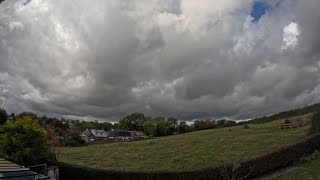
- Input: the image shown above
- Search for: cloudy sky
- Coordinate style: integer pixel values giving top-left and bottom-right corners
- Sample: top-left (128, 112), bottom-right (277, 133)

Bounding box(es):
top-left (0, 0), bottom-right (319, 121)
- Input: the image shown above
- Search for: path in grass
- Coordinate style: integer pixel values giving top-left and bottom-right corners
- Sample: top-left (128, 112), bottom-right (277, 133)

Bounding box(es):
top-left (273, 156), bottom-right (320, 180)
top-left (58, 114), bottom-right (312, 171)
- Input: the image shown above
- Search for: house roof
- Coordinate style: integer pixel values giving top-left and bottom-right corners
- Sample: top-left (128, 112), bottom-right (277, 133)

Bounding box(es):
top-left (110, 129), bottom-right (129, 133)
top-left (0, 158), bottom-right (29, 172)
top-left (89, 129), bottom-right (108, 138)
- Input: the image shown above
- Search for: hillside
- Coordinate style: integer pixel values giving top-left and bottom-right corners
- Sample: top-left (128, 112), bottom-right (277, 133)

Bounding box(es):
top-left (250, 103), bottom-right (320, 124)
top-left (57, 113), bottom-right (312, 171)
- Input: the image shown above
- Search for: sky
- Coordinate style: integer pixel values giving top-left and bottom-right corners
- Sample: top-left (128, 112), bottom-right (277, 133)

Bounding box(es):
top-left (0, 0), bottom-right (320, 121)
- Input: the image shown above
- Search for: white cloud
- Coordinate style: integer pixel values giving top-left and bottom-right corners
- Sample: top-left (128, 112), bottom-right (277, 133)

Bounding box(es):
top-left (281, 22), bottom-right (300, 50)
top-left (0, 0), bottom-right (319, 121)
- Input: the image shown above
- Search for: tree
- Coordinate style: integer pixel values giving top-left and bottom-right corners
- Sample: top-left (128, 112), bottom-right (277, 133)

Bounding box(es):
top-left (153, 117), bottom-right (168, 136)
top-left (178, 121), bottom-right (189, 133)
top-left (0, 108), bottom-right (8, 125)
top-left (64, 133), bottom-right (85, 147)
top-left (46, 125), bottom-right (60, 147)
top-left (119, 113), bottom-right (145, 131)
top-left (0, 116), bottom-right (56, 166)
top-left (166, 118), bottom-right (178, 135)
top-left (143, 117), bottom-right (156, 136)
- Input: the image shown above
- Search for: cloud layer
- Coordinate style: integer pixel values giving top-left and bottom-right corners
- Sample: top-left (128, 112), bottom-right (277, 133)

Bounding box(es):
top-left (0, 0), bottom-right (320, 121)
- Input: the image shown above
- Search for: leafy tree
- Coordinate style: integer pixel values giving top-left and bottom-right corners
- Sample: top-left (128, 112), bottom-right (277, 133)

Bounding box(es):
top-left (178, 121), bottom-right (190, 133)
top-left (0, 116), bottom-right (56, 166)
top-left (64, 133), bottom-right (85, 147)
top-left (47, 125), bottom-right (60, 147)
top-left (143, 117), bottom-right (156, 136)
top-left (153, 117), bottom-right (168, 136)
top-left (0, 108), bottom-right (8, 125)
top-left (17, 112), bottom-right (38, 120)
top-left (166, 118), bottom-right (178, 135)
top-left (119, 113), bottom-right (145, 131)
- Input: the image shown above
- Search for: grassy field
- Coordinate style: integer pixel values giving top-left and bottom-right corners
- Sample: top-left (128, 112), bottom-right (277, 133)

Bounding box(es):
top-left (57, 114), bottom-right (312, 171)
top-left (273, 156), bottom-right (320, 180)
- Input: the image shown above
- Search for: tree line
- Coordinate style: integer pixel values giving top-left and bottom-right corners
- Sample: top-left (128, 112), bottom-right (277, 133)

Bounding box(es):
top-left (250, 103), bottom-right (320, 124)
top-left (0, 109), bottom-right (242, 149)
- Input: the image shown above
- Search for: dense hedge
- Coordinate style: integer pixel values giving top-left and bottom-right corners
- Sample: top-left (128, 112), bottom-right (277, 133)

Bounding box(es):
top-left (59, 134), bottom-right (320, 180)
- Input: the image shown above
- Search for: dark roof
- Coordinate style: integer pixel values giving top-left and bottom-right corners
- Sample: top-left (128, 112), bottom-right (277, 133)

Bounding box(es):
top-left (110, 129), bottom-right (129, 132)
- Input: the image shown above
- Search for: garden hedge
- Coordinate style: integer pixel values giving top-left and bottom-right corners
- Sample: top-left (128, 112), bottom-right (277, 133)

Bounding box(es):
top-left (58, 134), bottom-right (320, 180)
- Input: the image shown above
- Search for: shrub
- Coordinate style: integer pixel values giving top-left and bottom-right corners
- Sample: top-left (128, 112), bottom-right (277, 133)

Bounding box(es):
top-left (0, 108), bottom-right (8, 125)
top-left (64, 133), bottom-right (85, 147)
top-left (0, 116), bottom-right (56, 166)
top-left (243, 124), bottom-right (250, 129)
top-left (284, 119), bottom-right (292, 124)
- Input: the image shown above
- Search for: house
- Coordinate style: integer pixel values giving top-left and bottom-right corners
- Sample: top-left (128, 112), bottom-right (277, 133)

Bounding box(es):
top-left (81, 129), bottom-right (108, 142)
top-left (107, 129), bottom-right (132, 141)
top-left (0, 158), bottom-right (55, 180)
top-left (130, 131), bottom-right (147, 140)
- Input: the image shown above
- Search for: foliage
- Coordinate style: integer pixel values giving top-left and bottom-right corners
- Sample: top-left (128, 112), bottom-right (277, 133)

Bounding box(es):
top-left (178, 121), bottom-right (190, 133)
top-left (153, 117), bottom-right (168, 136)
top-left (194, 119), bottom-right (216, 130)
top-left (64, 133), bottom-right (85, 147)
top-left (220, 161), bottom-right (255, 180)
top-left (243, 124), bottom-right (250, 129)
top-left (0, 108), bottom-right (8, 125)
top-left (0, 116), bottom-right (56, 166)
top-left (47, 125), bottom-right (60, 147)
top-left (284, 119), bottom-right (292, 124)
top-left (251, 103), bottom-right (320, 124)
top-left (119, 113), bottom-right (146, 131)
top-left (166, 118), bottom-right (178, 135)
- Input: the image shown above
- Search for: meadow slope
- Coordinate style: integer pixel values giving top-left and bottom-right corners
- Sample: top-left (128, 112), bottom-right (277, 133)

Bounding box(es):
top-left (58, 114), bottom-right (312, 171)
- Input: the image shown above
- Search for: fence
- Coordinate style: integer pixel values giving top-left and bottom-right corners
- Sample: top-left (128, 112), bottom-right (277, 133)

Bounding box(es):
top-left (279, 121), bottom-right (304, 130)
top-left (28, 164), bottom-right (59, 180)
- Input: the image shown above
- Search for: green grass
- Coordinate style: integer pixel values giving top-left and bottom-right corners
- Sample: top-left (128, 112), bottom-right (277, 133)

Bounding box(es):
top-left (57, 114), bottom-right (312, 171)
top-left (273, 157), bottom-right (320, 180)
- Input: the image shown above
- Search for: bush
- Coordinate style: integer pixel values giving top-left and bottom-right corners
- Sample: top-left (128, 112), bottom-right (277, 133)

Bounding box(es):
top-left (0, 116), bottom-right (56, 166)
top-left (284, 119), bottom-right (292, 124)
top-left (243, 124), bottom-right (250, 129)
top-left (64, 133), bottom-right (85, 147)
top-left (0, 108), bottom-right (8, 125)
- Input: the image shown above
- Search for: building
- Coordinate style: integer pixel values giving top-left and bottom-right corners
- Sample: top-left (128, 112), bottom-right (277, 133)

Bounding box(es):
top-left (107, 129), bottom-right (132, 141)
top-left (130, 131), bottom-right (147, 140)
top-left (81, 129), bottom-right (108, 142)
top-left (0, 158), bottom-right (54, 180)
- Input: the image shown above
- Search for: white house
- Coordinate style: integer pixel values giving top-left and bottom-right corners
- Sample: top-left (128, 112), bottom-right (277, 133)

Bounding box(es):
top-left (81, 129), bottom-right (108, 142)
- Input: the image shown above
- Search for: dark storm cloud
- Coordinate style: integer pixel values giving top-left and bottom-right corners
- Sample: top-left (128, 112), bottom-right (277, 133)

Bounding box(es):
top-left (0, 0), bottom-right (319, 121)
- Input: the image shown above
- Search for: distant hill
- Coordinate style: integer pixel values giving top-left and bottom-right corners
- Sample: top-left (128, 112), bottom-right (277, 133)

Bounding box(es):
top-left (250, 103), bottom-right (320, 124)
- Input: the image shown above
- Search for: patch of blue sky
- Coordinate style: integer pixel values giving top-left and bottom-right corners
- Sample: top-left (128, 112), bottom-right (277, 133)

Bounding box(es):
top-left (250, 1), bottom-right (271, 22)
